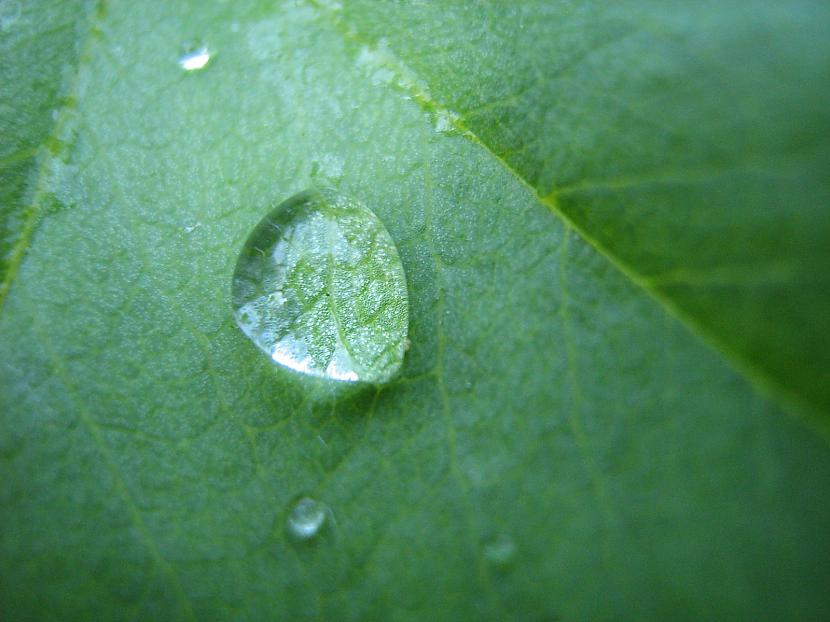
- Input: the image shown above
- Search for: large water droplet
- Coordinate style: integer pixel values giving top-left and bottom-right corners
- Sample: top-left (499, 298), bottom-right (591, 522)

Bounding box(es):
top-left (287, 497), bottom-right (327, 540)
top-left (178, 44), bottom-right (212, 71)
top-left (232, 188), bottom-right (409, 383)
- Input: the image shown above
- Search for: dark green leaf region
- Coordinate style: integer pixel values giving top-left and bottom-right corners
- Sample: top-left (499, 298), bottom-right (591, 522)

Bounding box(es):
top-left (232, 189), bottom-right (409, 383)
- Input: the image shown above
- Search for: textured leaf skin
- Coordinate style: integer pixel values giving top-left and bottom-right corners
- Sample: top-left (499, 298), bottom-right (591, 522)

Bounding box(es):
top-left (336, 0), bottom-right (830, 417)
top-left (1, 2), bottom-right (829, 621)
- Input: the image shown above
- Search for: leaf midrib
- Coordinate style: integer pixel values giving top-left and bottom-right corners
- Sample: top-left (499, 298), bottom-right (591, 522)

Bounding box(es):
top-left (305, 0), bottom-right (828, 433)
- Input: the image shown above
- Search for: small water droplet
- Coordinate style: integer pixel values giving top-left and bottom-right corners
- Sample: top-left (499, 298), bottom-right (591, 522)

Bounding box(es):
top-left (178, 44), bottom-right (212, 71)
top-left (483, 534), bottom-right (516, 566)
top-left (184, 222), bottom-right (201, 233)
top-left (231, 188), bottom-right (409, 383)
top-left (287, 497), bottom-right (327, 540)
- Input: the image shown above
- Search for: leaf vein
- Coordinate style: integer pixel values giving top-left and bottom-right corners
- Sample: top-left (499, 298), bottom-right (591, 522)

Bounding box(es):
top-left (0, 0), bottom-right (108, 309)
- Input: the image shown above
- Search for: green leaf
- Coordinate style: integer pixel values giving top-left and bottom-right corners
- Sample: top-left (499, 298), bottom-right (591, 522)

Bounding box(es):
top-left (1, 2), bottom-right (829, 621)
top-left (332, 0), bottom-right (830, 416)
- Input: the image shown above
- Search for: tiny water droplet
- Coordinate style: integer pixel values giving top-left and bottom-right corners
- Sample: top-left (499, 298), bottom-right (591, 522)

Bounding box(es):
top-left (178, 44), bottom-right (212, 71)
top-left (311, 154), bottom-right (345, 182)
top-left (484, 534), bottom-right (516, 566)
top-left (287, 497), bottom-right (327, 540)
top-left (433, 109), bottom-right (461, 134)
top-left (232, 188), bottom-right (409, 383)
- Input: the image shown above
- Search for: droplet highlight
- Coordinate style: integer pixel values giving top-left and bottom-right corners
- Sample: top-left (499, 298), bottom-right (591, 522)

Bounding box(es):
top-left (287, 497), bottom-right (327, 540)
top-left (178, 45), bottom-right (212, 71)
top-left (232, 188), bottom-right (409, 383)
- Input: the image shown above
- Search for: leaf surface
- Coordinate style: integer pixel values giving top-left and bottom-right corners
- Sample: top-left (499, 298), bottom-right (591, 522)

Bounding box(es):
top-left (1, 2), bottom-right (830, 621)
top-left (329, 0), bottom-right (830, 416)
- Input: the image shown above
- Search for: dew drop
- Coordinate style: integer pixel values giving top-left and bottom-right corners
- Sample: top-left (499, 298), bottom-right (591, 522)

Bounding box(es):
top-left (311, 154), bottom-right (345, 182)
top-left (287, 497), bottom-right (327, 540)
top-left (178, 44), bottom-right (212, 71)
top-left (232, 188), bottom-right (409, 383)
top-left (483, 534), bottom-right (516, 566)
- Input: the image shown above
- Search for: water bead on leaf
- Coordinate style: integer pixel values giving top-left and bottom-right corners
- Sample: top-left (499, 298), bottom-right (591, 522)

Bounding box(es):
top-left (231, 188), bottom-right (409, 383)
top-left (286, 497), bottom-right (327, 540)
